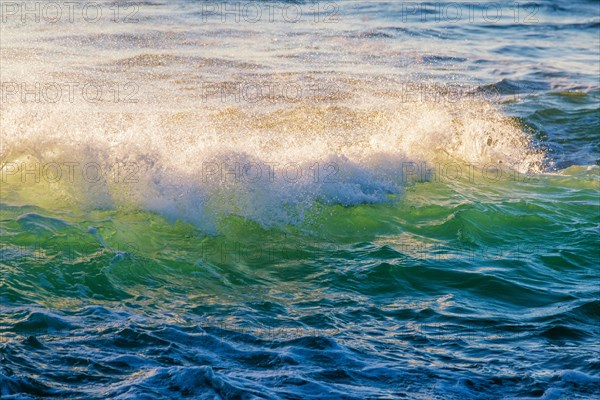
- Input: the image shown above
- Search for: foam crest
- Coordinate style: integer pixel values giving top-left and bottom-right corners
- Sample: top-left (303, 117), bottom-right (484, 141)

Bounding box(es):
top-left (1, 93), bottom-right (545, 231)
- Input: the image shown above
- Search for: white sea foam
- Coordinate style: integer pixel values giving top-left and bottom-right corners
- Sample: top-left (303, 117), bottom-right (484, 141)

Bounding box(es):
top-left (0, 92), bottom-right (545, 231)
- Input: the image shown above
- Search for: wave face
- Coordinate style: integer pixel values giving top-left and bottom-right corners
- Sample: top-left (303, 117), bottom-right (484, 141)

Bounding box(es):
top-left (1, 1), bottom-right (599, 399)
top-left (0, 95), bottom-right (547, 231)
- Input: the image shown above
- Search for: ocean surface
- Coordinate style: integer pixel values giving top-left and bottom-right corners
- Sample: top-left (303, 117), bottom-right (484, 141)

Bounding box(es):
top-left (1, 0), bottom-right (599, 398)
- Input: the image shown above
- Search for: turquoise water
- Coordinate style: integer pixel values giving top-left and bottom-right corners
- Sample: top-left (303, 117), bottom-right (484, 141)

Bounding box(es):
top-left (1, 1), bottom-right (599, 399)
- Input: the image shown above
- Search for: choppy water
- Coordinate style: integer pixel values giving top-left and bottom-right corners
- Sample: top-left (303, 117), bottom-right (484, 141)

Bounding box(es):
top-left (1, 1), bottom-right (599, 399)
